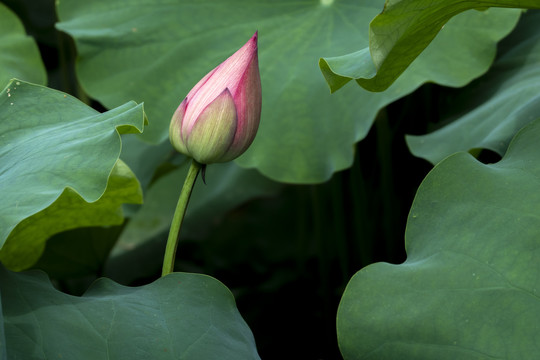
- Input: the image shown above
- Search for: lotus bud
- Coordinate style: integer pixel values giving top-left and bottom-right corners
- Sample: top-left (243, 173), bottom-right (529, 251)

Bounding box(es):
top-left (169, 32), bottom-right (262, 164)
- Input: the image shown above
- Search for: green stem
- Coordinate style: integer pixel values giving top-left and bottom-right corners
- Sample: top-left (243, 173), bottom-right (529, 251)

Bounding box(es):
top-left (161, 159), bottom-right (202, 276)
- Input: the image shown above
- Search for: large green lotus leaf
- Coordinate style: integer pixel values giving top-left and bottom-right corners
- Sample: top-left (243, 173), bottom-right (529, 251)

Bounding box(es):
top-left (320, 0), bottom-right (540, 93)
top-left (0, 80), bottom-right (146, 269)
top-left (0, 4), bottom-right (46, 87)
top-left (338, 119), bottom-right (540, 359)
top-left (407, 10), bottom-right (540, 165)
top-left (0, 266), bottom-right (260, 360)
top-left (56, 1), bottom-right (519, 183)
top-left (112, 161), bottom-right (281, 257)
top-left (1, 160), bottom-right (142, 271)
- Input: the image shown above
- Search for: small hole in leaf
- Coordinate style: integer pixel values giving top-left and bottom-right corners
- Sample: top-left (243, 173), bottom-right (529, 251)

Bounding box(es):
top-left (469, 148), bottom-right (502, 164)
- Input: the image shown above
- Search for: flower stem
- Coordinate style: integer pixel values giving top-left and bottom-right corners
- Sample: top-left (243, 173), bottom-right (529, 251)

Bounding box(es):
top-left (161, 159), bottom-right (202, 276)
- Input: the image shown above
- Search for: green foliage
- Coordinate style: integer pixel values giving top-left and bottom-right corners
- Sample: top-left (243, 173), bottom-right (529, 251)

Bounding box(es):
top-left (114, 161), bottom-right (281, 258)
top-left (0, 266), bottom-right (260, 359)
top-left (320, 0), bottom-right (540, 92)
top-left (1, 1), bottom-right (540, 359)
top-left (0, 80), bottom-right (145, 270)
top-left (0, 4), bottom-right (46, 87)
top-left (1, 160), bottom-right (142, 271)
top-left (407, 11), bottom-right (540, 164)
top-left (338, 117), bottom-right (540, 360)
top-left (55, 0), bottom-right (519, 183)
top-left (34, 226), bottom-right (124, 280)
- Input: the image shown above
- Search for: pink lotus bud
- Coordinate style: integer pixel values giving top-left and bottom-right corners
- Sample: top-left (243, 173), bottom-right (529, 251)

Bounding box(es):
top-left (169, 32), bottom-right (262, 164)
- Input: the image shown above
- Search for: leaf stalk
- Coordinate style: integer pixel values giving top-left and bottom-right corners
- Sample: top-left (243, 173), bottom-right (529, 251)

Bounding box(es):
top-left (161, 159), bottom-right (202, 276)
